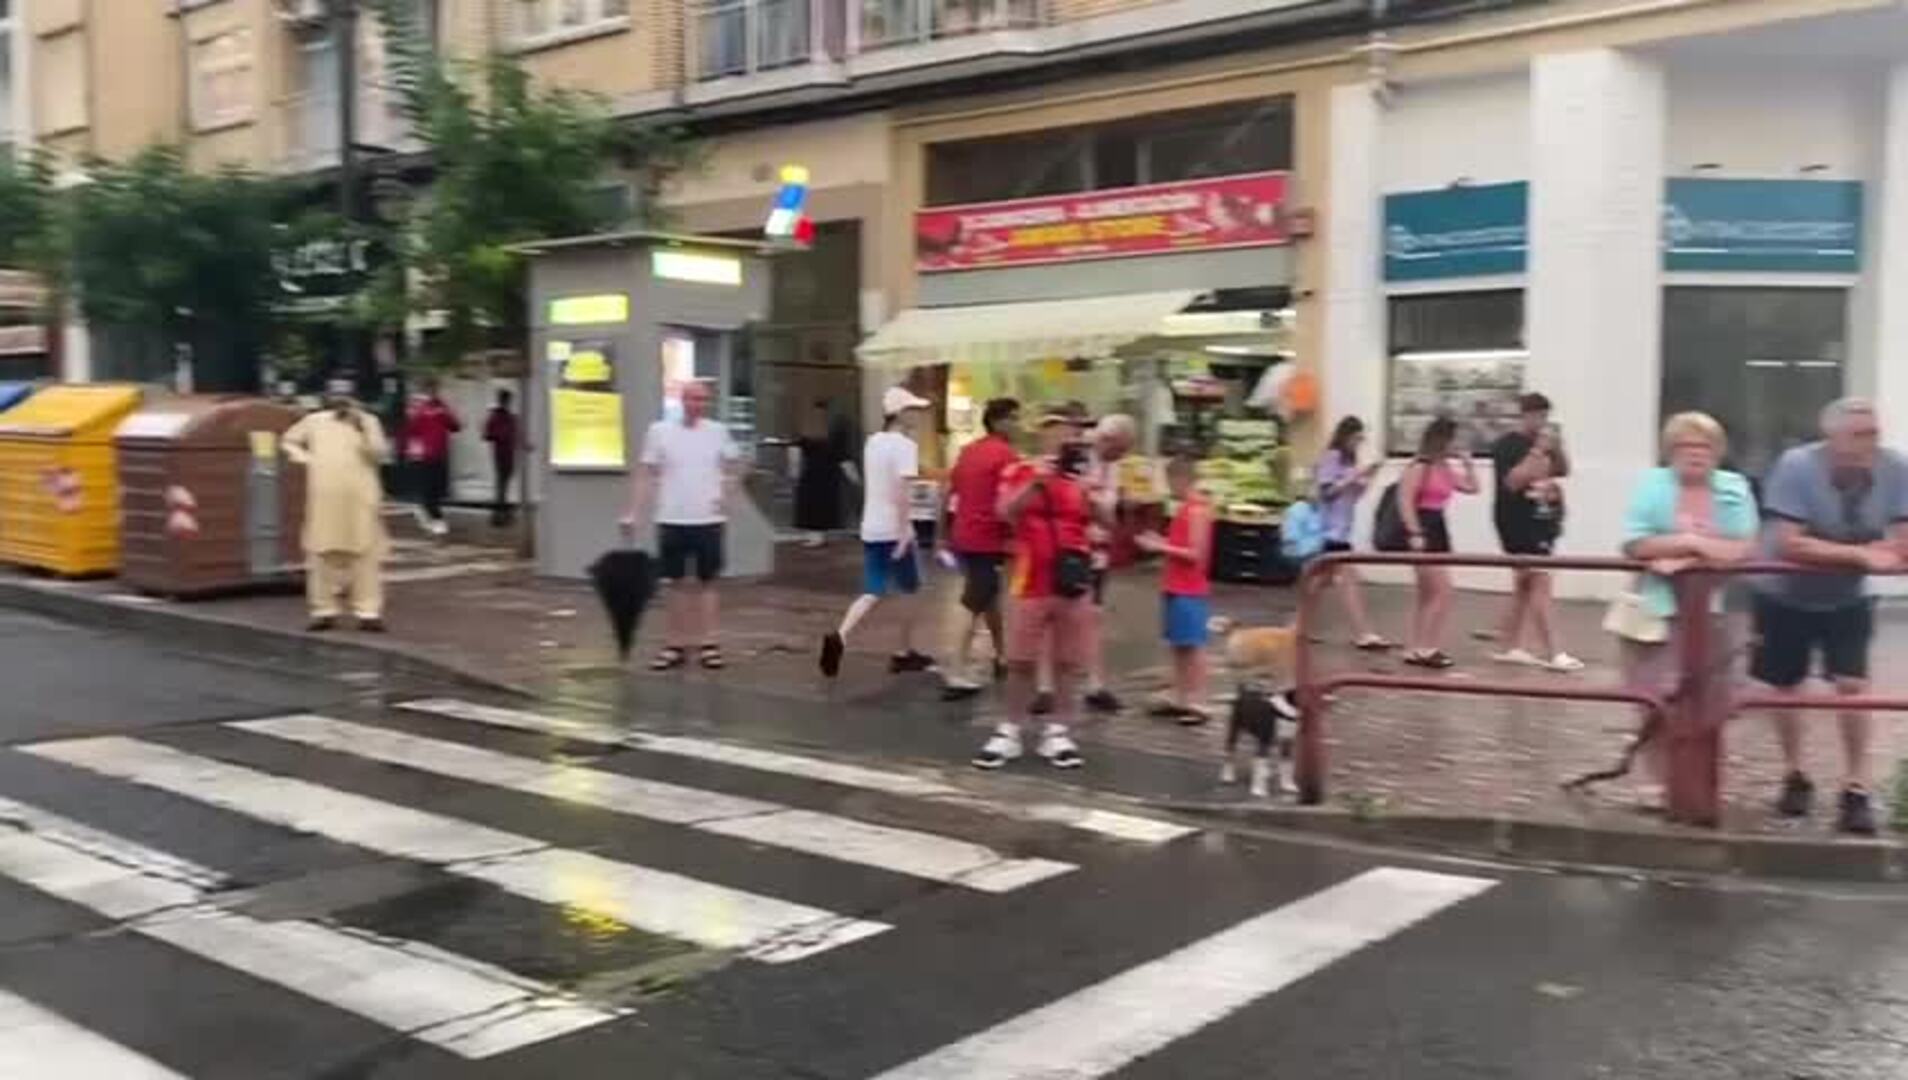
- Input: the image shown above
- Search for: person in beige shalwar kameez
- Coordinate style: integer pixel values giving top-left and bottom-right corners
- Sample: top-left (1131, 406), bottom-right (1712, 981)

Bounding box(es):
top-left (284, 387), bottom-right (391, 631)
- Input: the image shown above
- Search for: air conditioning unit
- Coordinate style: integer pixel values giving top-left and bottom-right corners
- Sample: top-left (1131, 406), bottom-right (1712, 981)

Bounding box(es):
top-left (274, 0), bottom-right (329, 26)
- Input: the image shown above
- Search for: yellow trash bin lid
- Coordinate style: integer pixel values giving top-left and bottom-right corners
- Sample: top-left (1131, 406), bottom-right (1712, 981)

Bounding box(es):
top-left (0, 385), bottom-right (142, 440)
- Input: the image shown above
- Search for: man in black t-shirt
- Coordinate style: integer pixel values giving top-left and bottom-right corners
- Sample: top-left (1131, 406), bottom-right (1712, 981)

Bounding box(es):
top-left (1483, 392), bottom-right (1581, 671)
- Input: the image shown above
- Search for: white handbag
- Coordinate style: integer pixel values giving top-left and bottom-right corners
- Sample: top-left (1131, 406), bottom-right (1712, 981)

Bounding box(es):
top-left (1603, 584), bottom-right (1670, 644)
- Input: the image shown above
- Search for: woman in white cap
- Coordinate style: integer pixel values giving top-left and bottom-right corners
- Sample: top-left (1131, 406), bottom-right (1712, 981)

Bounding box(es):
top-left (820, 385), bottom-right (938, 678)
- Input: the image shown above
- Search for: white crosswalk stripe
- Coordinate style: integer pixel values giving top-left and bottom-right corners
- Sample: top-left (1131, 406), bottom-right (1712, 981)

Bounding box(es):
top-left (870, 867), bottom-right (1496, 1080)
top-left (0, 703), bottom-right (1509, 1075)
top-left (0, 988), bottom-right (192, 1079)
top-left (234, 715), bottom-right (1076, 893)
top-left (399, 697), bottom-right (1200, 845)
top-left (0, 796), bottom-right (618, 1059)
top-left (22, 736), bottom-right (892, 963)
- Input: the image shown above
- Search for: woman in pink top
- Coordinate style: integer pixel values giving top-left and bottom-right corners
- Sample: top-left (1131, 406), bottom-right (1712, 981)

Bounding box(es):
top-left (1398, 417), bottom-right (1479, 669)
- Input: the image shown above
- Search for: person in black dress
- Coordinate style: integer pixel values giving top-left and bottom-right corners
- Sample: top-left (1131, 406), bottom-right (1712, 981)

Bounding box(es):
top-left (794, 400), bottom-right (848, 546)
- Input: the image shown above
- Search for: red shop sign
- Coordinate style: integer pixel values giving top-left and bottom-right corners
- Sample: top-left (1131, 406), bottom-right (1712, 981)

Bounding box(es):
top-left (916, 172), bottom-right (1290, 273)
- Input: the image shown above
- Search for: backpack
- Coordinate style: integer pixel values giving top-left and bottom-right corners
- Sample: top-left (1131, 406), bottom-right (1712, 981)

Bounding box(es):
top-left (1372, 481), bottom-right (1408, 552)
top-left (1280, 500), bottom-right (1327, 563)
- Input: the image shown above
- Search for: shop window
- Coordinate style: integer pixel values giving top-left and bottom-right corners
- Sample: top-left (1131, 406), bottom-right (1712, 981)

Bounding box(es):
top-left (1386, 290), bottom-right (1525, 456)
top-left (924, 99), bottom-right (1291, 207)
top-left (1661, 287), bottom-right (1846, 479)
top-left (190, 27), bottom-right (254, 131)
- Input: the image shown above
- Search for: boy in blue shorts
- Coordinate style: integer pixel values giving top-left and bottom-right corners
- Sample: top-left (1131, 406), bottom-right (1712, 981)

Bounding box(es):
top-left (1139, 457), bottom-right (1215, 724)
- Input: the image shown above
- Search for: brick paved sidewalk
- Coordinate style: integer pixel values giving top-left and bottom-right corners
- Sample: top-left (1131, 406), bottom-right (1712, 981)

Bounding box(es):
top-left (17, 525), bottom-right (1908, 842)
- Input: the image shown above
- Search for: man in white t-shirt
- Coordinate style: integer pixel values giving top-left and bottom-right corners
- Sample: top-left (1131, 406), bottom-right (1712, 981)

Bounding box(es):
top-left (820, 386), bottom-right (935, 678)
top-left (623, 380), bottom-right (742, 672)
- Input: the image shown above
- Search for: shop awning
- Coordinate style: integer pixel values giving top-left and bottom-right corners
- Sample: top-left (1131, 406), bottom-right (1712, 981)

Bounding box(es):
top-left (857, 290), bottom-right (1201, 370)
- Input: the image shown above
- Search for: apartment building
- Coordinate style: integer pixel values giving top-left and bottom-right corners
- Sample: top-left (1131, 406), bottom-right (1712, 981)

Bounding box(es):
top-left (26, 0), bottom-right (1908, 573)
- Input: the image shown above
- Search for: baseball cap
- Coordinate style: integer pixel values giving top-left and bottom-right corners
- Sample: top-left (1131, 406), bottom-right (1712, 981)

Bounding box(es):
top-left (883, 386), bottom-right (931, 417)
top-left (1038, 400), bottom-right (1091, 427)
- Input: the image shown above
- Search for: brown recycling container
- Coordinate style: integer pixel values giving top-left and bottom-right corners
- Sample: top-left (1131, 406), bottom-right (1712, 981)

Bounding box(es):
top-left (116, 396), bottom-right (305, 597)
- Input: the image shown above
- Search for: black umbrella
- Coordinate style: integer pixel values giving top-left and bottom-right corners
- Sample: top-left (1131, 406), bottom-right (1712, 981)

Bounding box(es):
top-left (588, 549), bottom-right (655, 660)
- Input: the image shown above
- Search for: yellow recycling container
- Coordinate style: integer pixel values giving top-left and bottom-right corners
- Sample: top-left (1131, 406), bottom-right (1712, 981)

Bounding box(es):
top-left (0, 384), bottom-right (143, 575)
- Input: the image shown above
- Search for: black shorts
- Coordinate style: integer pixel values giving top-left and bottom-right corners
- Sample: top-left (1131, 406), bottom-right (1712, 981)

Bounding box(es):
top-left (657, 524), bottom-right (725, 583)
top-left (1417, 510), bottom-right (1453, 554)
top-left (1750, 593), bottom-right (1874, 688)
top-left (1494, 510), bottom-right (1555, 557)
top-left (960, 553), bottom-right (1004, 614)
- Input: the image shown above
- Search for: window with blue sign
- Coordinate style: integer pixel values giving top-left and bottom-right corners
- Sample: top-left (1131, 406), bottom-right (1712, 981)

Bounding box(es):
top-left (1661, 287), bottom-right (1845, 479)
top-left (1386, 290), bottom-right (1526, 456)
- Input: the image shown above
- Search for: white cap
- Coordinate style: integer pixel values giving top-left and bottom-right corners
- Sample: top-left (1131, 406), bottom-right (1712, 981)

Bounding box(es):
top-left (883, 386), bottom-right (931, 417)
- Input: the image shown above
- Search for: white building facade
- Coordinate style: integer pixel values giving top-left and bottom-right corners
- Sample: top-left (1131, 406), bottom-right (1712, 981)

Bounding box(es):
top-left (1324, 4), bottom-right (1908, 597)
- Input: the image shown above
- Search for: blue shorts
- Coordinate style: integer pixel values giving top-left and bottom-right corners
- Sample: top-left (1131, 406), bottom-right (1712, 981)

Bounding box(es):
top-left (1162, 594), bottom-right (1211, 649)
top-left (862, 541), bottom-right (922, 596)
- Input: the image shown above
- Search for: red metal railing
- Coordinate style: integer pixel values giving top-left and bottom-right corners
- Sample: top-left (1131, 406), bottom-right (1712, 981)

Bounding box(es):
top-left (1292, 553), bottom-right (1908, 827)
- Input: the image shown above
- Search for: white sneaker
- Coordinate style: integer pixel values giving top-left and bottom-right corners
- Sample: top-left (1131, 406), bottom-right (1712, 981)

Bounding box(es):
top-left (1491, 648), bottom-right (1542, 667)
top-left (1545, 652), bottom-right (1586, 673)
top-left (1036, 727), bottom-right (1084, 769)
top-left (971, 727), bottom-right (1023, 770)
top-left (429, 518), bottom-right (449, 538)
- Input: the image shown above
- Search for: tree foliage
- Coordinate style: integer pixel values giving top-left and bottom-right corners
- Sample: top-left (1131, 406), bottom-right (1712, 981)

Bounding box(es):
top-left (0, 150), bottom-right (63, 293)
top-left (64, 147), bottom-right (291, 388)
top-left (404, 58), bottom-right (696, 365)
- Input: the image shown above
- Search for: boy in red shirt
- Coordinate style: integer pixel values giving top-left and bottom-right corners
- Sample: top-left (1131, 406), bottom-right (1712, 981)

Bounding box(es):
top-left (1139, 457), bottom-right (1215, 724)
top-left (972, 404), bottom-right (1094, 771)
top-left (942, 397), bottom-right (1021, 698)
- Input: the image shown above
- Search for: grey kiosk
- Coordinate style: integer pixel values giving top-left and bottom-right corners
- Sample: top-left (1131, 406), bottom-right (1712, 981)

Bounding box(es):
top-left (521, 232), bottom-right (774, 580)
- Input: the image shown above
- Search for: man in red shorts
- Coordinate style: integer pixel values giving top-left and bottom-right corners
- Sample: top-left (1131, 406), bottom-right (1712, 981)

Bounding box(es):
top-left (972, 403), bottom-right (1094, 770)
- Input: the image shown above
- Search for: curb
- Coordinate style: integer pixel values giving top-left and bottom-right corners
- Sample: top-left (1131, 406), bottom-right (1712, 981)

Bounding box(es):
top-left (1148, 799), bottom-right (1908, 883)
top-left (0, 578), bottom-right (532, 701)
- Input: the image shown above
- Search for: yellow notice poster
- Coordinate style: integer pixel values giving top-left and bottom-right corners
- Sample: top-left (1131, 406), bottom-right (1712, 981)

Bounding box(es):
top-left (549, 339), bottom-right (627, 469)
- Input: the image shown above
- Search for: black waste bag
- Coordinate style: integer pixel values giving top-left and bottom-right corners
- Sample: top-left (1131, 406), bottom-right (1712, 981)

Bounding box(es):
top-left (588, 549), bottom-right (655, 659)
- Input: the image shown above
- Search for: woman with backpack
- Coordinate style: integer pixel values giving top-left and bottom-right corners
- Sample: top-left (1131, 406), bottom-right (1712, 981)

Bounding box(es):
top-left (1395, 417), bottom-right (1479, 669)
top-left (1308, 416), bottom-right (1390, 649)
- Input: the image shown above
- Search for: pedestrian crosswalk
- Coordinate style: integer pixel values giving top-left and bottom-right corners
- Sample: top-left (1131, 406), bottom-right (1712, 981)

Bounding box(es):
top-left (0, 695), bottom-right (1499, 1077)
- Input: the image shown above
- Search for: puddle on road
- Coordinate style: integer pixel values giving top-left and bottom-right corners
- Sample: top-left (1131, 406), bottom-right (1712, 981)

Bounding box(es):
top-left (332, 876), bottom-right (702, 994)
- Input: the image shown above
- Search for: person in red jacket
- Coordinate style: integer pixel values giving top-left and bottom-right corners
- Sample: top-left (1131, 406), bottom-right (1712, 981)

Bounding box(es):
top-left (404, 380), bottom-right (462, 538)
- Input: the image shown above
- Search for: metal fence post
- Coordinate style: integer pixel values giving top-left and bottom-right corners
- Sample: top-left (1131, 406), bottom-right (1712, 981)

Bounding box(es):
top-left (1293, 558), bottom-right (1328, 805)
top-left (1666, 571), bottom-right (1722, 826)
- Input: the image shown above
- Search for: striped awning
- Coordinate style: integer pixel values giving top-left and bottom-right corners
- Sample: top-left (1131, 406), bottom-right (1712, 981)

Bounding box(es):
top-left (857, 290), bottom-right (1200, 370)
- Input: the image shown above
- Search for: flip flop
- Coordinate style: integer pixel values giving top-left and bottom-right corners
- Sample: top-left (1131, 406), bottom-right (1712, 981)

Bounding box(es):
top-left (651, 646), bottom-right (687, 671)
top-left (698, 644), bottom-right (726, 670)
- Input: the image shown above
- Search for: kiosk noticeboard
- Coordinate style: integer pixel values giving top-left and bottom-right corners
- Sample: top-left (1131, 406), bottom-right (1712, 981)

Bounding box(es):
top-left (548, 339), bottom-right (625, 471)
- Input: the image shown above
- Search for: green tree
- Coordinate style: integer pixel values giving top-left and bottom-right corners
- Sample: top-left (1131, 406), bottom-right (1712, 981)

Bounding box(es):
top-left (64, 146), bottom-right (291, 390)
top-left (375, 4), bottom-right (695, 368)
top-left (0, 150), bottom-right (63, 289)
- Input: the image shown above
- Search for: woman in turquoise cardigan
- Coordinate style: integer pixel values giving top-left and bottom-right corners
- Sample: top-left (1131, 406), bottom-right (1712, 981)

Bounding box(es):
top-left (1616, 411), bottom-right (1760, 804)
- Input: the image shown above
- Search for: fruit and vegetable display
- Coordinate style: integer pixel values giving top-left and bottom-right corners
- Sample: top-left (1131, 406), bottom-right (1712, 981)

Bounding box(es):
top-left (1197, 419), bottom-right (1291, 519)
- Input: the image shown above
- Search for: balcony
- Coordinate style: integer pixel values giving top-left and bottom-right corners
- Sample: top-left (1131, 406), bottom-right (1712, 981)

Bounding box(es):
top-left (694, 0), bottom-right (836, 81)
top-left (277, 84), bottom-right (416, 175)
top-left (855, 0), bottom-right (1041, 51)
top-left (688, 0), bottom-right (1044, 84)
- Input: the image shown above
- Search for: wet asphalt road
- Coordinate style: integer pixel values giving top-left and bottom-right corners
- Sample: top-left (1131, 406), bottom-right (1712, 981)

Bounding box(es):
top-left (2, 610), bottom-right (1907, 1079)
